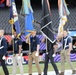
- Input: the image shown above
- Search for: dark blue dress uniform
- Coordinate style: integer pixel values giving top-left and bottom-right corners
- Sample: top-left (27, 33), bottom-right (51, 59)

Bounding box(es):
top-left (44, 40), bottom-right (59, 75)
top-left (0, 37), bottom-right (9, 75)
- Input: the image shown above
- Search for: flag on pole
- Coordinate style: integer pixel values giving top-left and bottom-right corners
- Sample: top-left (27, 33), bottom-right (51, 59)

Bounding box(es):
top-left (41, 0), bottom-right (55, 43)
top-left (21, 0), bottom-right (34, 37)
top-left (9, 0), bottom-right (21, 36)
top-left (58, 0), bottom-right (70, 35)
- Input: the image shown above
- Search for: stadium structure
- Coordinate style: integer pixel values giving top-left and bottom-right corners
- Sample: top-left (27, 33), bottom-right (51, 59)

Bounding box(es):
top-left (0, 0), bottom-right (76, 54)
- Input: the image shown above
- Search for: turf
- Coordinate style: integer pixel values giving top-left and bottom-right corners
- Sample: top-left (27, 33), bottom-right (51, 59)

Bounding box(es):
top-left (0, 62), bottom-right (76, 75)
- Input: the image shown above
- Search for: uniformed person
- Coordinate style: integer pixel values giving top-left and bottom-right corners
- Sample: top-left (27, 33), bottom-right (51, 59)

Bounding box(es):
top-left (28, 30), bottom-right (42, 75)
top-left (0, 29), bottom-right (9, 75)
top-left (12, 31), bottom-right (24, 75)
top-left (59, 30), bottom-right (76, 75)
top-left (42, 38), bottom-right (59, 75)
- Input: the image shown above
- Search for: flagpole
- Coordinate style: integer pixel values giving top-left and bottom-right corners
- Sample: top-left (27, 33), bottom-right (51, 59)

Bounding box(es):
top-left (11, 18), bottom-right (15, 56)
top-left (46, 38), bottom-right (48, 54)
top-left (28, 36), bottom-right (31, 55)
top-left (9, 18), bottom-right (14, 56)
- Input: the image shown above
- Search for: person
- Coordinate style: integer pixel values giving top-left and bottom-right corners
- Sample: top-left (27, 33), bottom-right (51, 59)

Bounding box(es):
top-left (12, 31), bottom-right (24, 75)
top-left (42, 38), bottom-right (59, 75)
top-left (73, 41), bottom-right (76, 48)
top-left (71, 41), bottom-right (76, 53)
top-left (59, 30), bottom-right (76, 75)
top-left (0, 29), bottom-right (9, 75)
top-left (28, 30), bottom-right (42, 75)
top-left (56, 35), bottom-right (63, 53)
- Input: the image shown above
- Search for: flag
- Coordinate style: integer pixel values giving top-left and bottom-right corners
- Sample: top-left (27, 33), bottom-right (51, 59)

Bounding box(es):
top-left (21, 0), bottom-right (34, 37)
top-left (9, 0), bottom-right (21, 36)
top-left (58, 0), bottom-right (70, 17)
top-left (0, 0), bottom-right (4, 4)
top-left (41, 0), bottom-right (55, 43)
top-left (58, 0), bottom-right (70, 35)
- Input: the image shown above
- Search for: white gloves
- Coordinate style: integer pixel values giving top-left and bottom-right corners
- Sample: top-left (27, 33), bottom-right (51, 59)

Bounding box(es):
top-left (35, 52), bottom-right (39, 56)
top-left (18, 56), bottom-right (21, 60)
top-left (52, 54), bottom-right (56, 57)
top-left (2, 55), bottom-right (6, 60)
top-left (12, 35), bottom-right (14, 38)
top-left (0, 46), bottom-right (4, 49)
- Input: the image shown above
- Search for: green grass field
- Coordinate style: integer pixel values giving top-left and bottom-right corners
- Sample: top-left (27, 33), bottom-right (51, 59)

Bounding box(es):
top-left (0, 62), bottom-right (76, 75)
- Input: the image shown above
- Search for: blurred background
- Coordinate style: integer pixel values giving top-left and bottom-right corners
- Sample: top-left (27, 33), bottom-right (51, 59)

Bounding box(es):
top-left (0, 0), bottom-right (76, 60)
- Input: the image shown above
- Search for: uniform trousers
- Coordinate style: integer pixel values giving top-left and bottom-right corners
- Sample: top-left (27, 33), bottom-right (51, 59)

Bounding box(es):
top-left (44, 51), bottom-right (59, 75)
top-left (0, 55), bottom-right (9, 75)
top-left (60, 49), bottom-right (75, 72)
top-left (12, 54), bottom-right (24, 75)
top-left (28, 51), bottom-right (42, 74)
